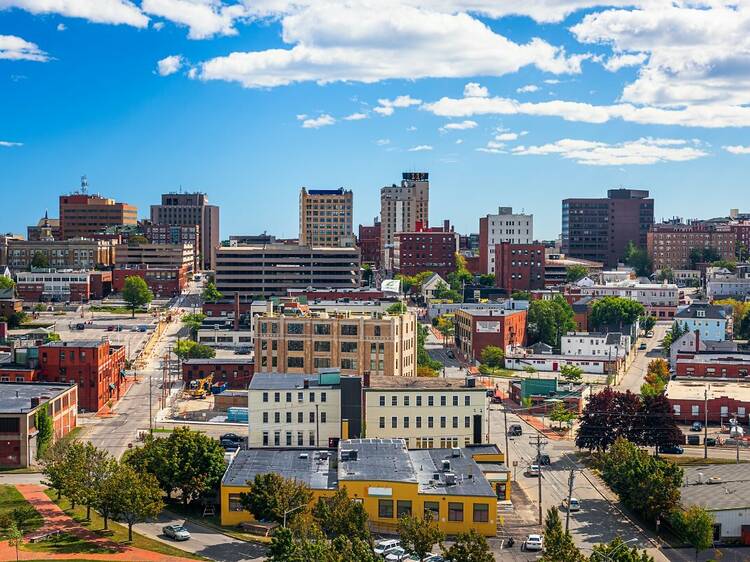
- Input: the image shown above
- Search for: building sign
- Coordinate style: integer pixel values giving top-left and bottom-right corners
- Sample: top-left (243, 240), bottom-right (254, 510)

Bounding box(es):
top-left (476, 321), bottom-right (501, 333)
top-left (368, 487), bottom-right (393, 497)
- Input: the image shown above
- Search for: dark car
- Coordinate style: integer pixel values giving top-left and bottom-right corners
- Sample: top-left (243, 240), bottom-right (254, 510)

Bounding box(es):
top-left (221, 433), bottom-right (243, 444)
top-left (539, 453), bottom-right (551, 465)
top-left (691, 421), bottom-right (703, 432)
top-left (705, 437), bottom-right (717, 447)
top-left (686, 435), bottom-right (700, 446)
top-left (658, 444), bottom-right (684, 455)
top-left (508, 424), bottom-right (523, 437)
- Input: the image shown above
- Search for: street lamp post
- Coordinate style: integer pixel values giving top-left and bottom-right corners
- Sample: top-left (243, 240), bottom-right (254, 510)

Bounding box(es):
top-left (283, 504), bottom-right (307, 528)
top-left (590, 538), bottom-right (638, 561)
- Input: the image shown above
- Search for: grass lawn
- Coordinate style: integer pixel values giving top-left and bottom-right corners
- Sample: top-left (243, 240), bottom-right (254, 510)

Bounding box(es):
top-left (43, 490), bottom-right (206, 560)
top-left (479, 367), bottom-right (517, 378)
top-left (671, 455), bottom-right (748, 466)
top-left (21, 532), bottom-right (116, 555)
top-left (0, 466), bottom-right (42, 474)
top-left (0, 485), bottom-right (44, 539)
top-left (89, 305), bottom-right (149, 314)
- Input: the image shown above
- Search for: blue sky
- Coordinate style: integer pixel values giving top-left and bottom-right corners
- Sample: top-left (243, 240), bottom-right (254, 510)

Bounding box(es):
top-left (2, 1), bottom-right (750, 241)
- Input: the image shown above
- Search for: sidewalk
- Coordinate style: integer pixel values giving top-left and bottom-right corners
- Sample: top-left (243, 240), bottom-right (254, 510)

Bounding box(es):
top-left (0, 484), bottom-right (196, 562)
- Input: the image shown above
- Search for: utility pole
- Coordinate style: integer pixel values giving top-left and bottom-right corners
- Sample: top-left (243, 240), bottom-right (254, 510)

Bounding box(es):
top-left (530, 433), bottom-right (548, 525)
top-left (503, 404), bottom-right (510, 470)
top-left (565, 468), bottom-right (575, 534)
top-left (704, 386), bottom-right (709, 460)
top-left (315, 404), bottom-right (320, 448)
top-left (148, 373), bottom-right (153, 435)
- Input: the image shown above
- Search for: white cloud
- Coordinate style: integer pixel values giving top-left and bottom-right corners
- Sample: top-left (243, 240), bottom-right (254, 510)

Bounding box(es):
top-left (0, 0), bottom-right (148, 27)
top-left (156, 54), bottom-right (183, 76)
top-left (495, 132), bottom-right (519, 141)
top-left (376, 138), bottom-right (391, 146)
top-left (0, 140), bottom-right (23, 147)
top-left (422, 92), bottom-right (750, 128)
top-left (723, 145), bottom-right (750, 155)
top-left (603, 52), bottom-right (647, 72)
top-left (195, 2), bottom-right (587, 88)
top-left (301, 114), bottom-right (335, 128)
top-left (544, 79), bottom-right (561, 84)
top-left (463, 82), bottom-right (488, 98)
top-left (0, 35), bottom-right (48, 62)
top-left (374, 95), bottom-right (422, 116)
top-left (152, 21), bottom-right (165, 30)
top-left (408, 144), bottom-right (433, 151)
top-left (440, 120), bottom-right (477, 131)
top-left (140, 0), bottom-right (245, 40)
top-left (295, 114), bottom-right (307, 120)
top-left (455, 139), bottom-right (463, 144)
top-left (56, 22), bottom-right (66, 31)
top-left (406, 126), bottom-right (417, 132)
top-left (511, 137), bottom-right (708, 166)
top-left (516, 84), bottom-right (539, 93)
top-left (344, 112), bottom-right (368, 121)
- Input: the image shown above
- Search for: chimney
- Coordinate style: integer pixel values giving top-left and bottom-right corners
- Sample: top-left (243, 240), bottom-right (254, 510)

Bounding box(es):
top-left (694, 329), bottom-right (700, 352)
top-left (363, 371), bottom-right (371, 388)
top-left (234, 292), bottom-right (240, 331)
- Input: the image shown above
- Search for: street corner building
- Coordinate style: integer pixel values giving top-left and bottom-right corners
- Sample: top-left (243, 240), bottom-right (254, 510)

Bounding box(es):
top-left (220, 438), bottom-right (509, 536)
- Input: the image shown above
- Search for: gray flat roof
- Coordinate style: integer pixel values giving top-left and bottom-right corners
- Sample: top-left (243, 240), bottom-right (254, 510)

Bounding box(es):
top-left (0, 382), bottom-right (73, 413)
top-left (339, 439), bottom-right (416, 485)
top-left (681, 465), bottom-right (750, 511)
top-left (248, 373), bottom-right (339, 390)
top-left (183, 358), bottom-right (254, 365)
top-left (366, 376), bottom-right (485, 391)
top-left (223, 448), bottom-right (337, 490)
top-left (410, 448), bottom-right (496, 498)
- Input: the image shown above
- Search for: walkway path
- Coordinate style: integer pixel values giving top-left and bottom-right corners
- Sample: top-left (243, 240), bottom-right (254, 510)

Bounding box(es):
top-left (0, 484), bottom-right (196, 562)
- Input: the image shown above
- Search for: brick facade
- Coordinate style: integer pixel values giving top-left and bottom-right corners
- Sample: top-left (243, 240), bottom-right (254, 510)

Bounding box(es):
top-left (454, 308), bottom-right (527, 362)
top-left (182, 359), bottom-right (255, 389)
top-left (494, 243), bottom-right (546, 294)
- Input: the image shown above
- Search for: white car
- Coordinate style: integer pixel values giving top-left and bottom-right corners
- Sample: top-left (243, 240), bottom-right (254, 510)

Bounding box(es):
top-left (374, 539), bottom-right (401, 556)
top-left (523, 534), bottom-right (544, 551)
top-left (525, 464), bottom-right (541, 477)
top-left (162, 524), bottom-right (191, 541)
top-left (385, 547), bottom-right (409, 561)
top-left (563, 498), bottom-right (581, 512)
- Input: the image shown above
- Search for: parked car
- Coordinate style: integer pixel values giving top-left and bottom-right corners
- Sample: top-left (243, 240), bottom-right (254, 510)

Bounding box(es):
top-left (539, 453), bottom-right (551, 466)
top-left (422, 556), bottom-right (445, 562)
top-left (562, 498), bottom-right (581, 512)
top-left (385, 547), bottom-right (409, 561)
top-left (107, 325), bottom-right (115, 332)
top-left (374, 539), bottom-right (401, 556)
top-left (706, 437), bottom-right (717, 447)
top-left (639, 342), bottom-right (647, 350)
top-left (162, 525), bottom-right (191, 541)
top-left (658, 444), bottom-right (684, 455)
top-left (525, 464), bottom-right (541, 477)
top-left (646, 331), bottom-right (654, 338)
top-left (691, 421), bottom-right (703, 432)
top-left (74, 323), bottom-right (85, 330)
top-left (522, 534), bottom-right (544, 551)
top-left (508, 424), bottom-right (523, 436)
top-left (686, 435), bottom-right (700, 446)
top-left (446, 350), bottom-right (455, 359)
top-left (221, 433), bottom-right (243, 444)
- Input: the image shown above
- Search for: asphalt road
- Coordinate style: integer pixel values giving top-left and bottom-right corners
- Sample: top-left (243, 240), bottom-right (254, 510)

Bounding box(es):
top-left (616, 321), bottom-right (671, 394)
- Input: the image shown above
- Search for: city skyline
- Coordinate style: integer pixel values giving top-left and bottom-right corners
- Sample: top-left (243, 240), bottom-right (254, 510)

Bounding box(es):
top-left (2, 1), bottom-right (750, 240)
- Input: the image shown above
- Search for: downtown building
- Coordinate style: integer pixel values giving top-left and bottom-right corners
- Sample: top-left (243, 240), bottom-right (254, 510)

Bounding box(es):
top-left (58, 179), bottom-right (137, 240)
top-left (562, 189), bottom-right (654, 269)
top-left (299, 187), bottom-right (354, 247)
top-left (358, 219), bottom-right (381, 268)
top-left (478, 207), bottom-right (534, 275)
top-left (493, 242), bottom-right (546, 294)
top-left (214, 244), bottom-right (360, 298)
top-left (380, 172), bottom-right (429, 270)
top-left (6, 238), bottom-right (116, 270)
top-left (393, 220), bottom-right (459, 278)
top-left (150, 192), bottom-right (220, 270)
top-left (647, 220), bottom-right (736, 270)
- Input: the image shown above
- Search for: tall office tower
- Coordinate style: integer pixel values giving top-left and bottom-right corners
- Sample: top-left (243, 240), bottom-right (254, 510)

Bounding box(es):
top-left (562, 189), bottom-right (654, 269)
top-left (478, 207), bottom-right (534, 275)
top-left (150, 192), bottom-right (220, 270)
top-left (58, 177), bottom-right (137, 240)
top-left (380, 172), bottom-right (429, 270)
top-left (299, 187), bottom-right (354, 247)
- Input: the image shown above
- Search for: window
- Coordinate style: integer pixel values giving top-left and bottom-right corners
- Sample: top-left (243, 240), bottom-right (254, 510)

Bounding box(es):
top-left (262, 392), bottom-right (268, 403)
top-left (448, 503), bottom-right (464, 521)
top-left (473, 503), bottom-right (489, 522)
top-left (374, 326), bottom-right (381, 337)
top-left (396, 500), bottom-right (412, 518)
top-left (274, 431), bottom-right (280, 446)
top-left (286, 392), bottom-right (292, 402)
top-left (424, 502), bottom-right (440, 520)
top-left (310, 392), bottom-right (315, 402)
top-left (314, 357), bottom-right (331, 369)
top-left (341, 358), bottom-right (357, 370)
top-left (428, 396), bottom-right (434, 407)
top-left (298, 412), bottom-right (303, 423)
top-left (262, 432), bottom-right (269, 446)
top-left (287, 323), bottom-right (303, 334)
top-left (403, 417), bottom-right (410, 428)
top-left (673, 405), bottom-right (681, 415)
top-left (453, 395), bottom-right (458, 406)
top-left (392, 396), bottom-right (397, 406)
top-left (440, 417), bottom-right (446, 428)
top-left (452, 416), bottom-right (458, 428)
top-left (286, 412), bottom-right (292, 423)
top-left (341, 342), bottom-right (358, 353)
top-left (428, 416), bottom-right (434, 428)
top-left (262, 412), bottom-right (268, 423)
top-left (274, 412), bottom-right (280, 423)
top-left (309, 431), bottom-right (315, 446)
top-left (379, 395), bottom-right (385, 407)
top-left (404, 396), bottom-right (410, 407)
top-left (321, 392), bottom-right (327, 403)
top-left (314, 324), bottom-right (331, 335)
top-left (288, 340), bottom-right (304, 352)
top-left (692, 405), bottom-right (700, 416)
top-left (297, 432), bottom-right (304, 446)
top-left (274, 392), bottom-right (280, 402)
top-left (314, 341), bottom-right (331, 353)
top-left (321, 412), bottom-right (327, 423)
top-left (310, 412), bottom-right (316, 423)
top-left (288, 357), bottom-right (304, 368)
top-left (392, 417), bottom-right (397, 428)
top-left (286, 432), bottom-right (292, 446)
top-left (379, 417), bottom-right (385, 429)
top-left (416, 416), bottom-right (422, 428)
top-left (378, 500), bottom-right (394, 518)
top-left (228, 493), bottom-right (244, 512)
top-left (464, 416), bottom-right (470, 428)
top-left (416, 396), bottom-right (422, 407)
top-left (441, 396), bottom-right (447, 406)
top-left (464, 395), bottom-right (470, 406)
top-left (341, 325), bottom-right (358, 336)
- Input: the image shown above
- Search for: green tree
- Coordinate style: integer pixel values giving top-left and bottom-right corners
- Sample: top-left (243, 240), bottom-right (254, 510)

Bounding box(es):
top-left (434, 314), bottom-right (455, 345)
top-left (31, 251), bottom-right (49, 269)
top-left (386, 302), bottom-right (407, 315)
top-left (542, 507), bottom-right (584, 562)
top-left (640, 314), bottom-right (656, 333)
top-left (624, 241), bottom-right (653, 277)
top-left (510, 290), bottom-right (531, 301)
top-left (590, 537), bottom-right (654, 562)
top-left (96, 458), bottom-right (122, 530)
top-left (560, 364), bottom-right (583, 384)
top-left (122, 276), bottom-right (153, 318)
top-left (362, 264), bottom-right (374, 286)
top-left (399, 512), bottom-right (444, 559)
top-left (202, 281), bottom-right (223, 303)
top-left (181, 313), bottom-right (206, 339)
top-left (566, 264), bottom-right (588, 283)
top-left (442, 529), bottom-right (493, 562)
top-left (433, 281), bottom-right (462, 302)
top-left (590, 296), bottom-right (645, 331)
top-left (312, 486), bottom-right (370, 541)
top-left (7, 521), bottom-right (22, 562)
top-left (174, 339), bottom-right (216, 359)
top-left (127, 234), bottom-right (150, 245)
top-left (240, 472), bottom-right (312, 524)
top-left (478, 274), bottom-right (495, 287)
top-left (690, 247), bottom-right (721, 268)
top-left (110, 464), bottom-right (164, 541)
top-left (656, 267), bottom-right (675, 282)
top-left (268, 527), bottom-right (299, 562)
top-left (331, 536), bottom-right (379, 561)
top-left (480, 345), bottom-right (504, 369)
top-left (40, 439), bottom-right (71, 500)
top-left (0, 276), bottom-right (15, 291)
top-left (34, 403), bottom-right (53, 459)
top-left (527, 296), bottom-right (576, 347)
top-left (549, 401), bottom-right (576, 429)
top-left (641, 393), bottom-right (684, 452)
top-left (670, 506), bottom-right (714, 562)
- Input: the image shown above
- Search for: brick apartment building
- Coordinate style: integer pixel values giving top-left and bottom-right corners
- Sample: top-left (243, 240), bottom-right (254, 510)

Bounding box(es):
top-left (113, 265), bottom-right (188, 298)
top-left (562, 189), bottom-right (654, 268)
top-left (15, 270), bottom-right (112, 302)
top-left (393, 220), bottom-right (459, 278)
top-left (38, 341), bottom-right (126, 413)
top-left (675, 352), bottom-right (750, 379)
top-left (494, 243), bottom-right (546, 294)
top-left (667, 380), bottom-right (750, 424)
top-left (647, 220), bottom-right (736, 270)
top-left (454, 307), bottom-right (527, 362)
top-left (59, 185), bottom-right (137, 240)
top-left (478, 207), bottom-right (534, 275)
top-left (182, 358), bottom-right (255, 390)
top-left (0, 382), bottom-right (78, 468)
top-left (7, 238), bottom-right (116, 270)
top-left (358, 220), bottom-right (381, 268)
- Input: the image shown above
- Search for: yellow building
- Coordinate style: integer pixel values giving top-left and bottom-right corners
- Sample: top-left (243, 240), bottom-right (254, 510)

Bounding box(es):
top-left (220, 438), bottom-right (510, 536)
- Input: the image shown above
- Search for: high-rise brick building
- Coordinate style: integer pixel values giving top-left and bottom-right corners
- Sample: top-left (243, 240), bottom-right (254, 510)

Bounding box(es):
top-left (58, 178), bottom-right (137, 240)
top-left (393, 220), bottom-right (459, 278)
top-left (494, 243), bottom-right (546, 294)
top-left (299, 188), bottom-right (353, 247)
top-left (478, 207), bottom-right (534, 275)
top-left (358, 219), bottom-right (381, 268)
top-left (150, 192), bottom-right (220, 270)
top-left (648, 220), bottom-right (736, 270)
top-left (562, 189), bottom-right (654, 269)
top-left (380, 172), bottom-right (429, 270)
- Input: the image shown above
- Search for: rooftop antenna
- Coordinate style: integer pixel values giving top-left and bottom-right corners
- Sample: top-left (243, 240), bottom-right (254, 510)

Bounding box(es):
top-left (80, 175), bottom-right (88, 194)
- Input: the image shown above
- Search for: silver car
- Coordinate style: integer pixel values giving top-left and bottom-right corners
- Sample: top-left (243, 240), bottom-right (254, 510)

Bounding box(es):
top-left (163, 524), bottom-right (191, 541)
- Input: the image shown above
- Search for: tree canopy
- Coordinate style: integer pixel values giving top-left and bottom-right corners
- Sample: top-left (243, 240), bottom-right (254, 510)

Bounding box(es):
top-left (174, 339), bottom-right (216, 359)
top-left (441, 529), bottom-right (493, 562)
top-left (240, 472), bottom-right (312, 524)
top-left (399, 512), bottom-right (444, 559)
top-left (31, 251), bottom-right (49, 269)
top-left (480, 345), bottom-right (504, 369)
top-left (202, 281), bottom-right (223, 303)
top-left (624, 241), bottom-right (653, 277)
top-left (566, 264), bottom-right (588, 283)
top-left (590, 296), bottom-right (645, 331)
top-left (122, 276), bottom-right (153, 318)
top-left (527, 296), bottom-right (576, 347)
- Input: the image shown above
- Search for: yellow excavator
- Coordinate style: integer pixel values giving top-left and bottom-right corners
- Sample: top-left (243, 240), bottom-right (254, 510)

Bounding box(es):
top-left (185, 374), bottom-right (214, 399)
